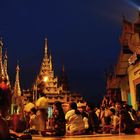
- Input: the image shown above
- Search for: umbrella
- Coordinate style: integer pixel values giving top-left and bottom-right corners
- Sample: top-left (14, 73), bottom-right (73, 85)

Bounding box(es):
top-left (24, 102), bottom-right (35, 112)
top-left (36, 96), bottom-right (48, 109)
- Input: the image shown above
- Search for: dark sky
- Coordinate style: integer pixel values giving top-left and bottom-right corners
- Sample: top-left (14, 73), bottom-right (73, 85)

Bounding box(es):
top-left (0, 0), bottom-right (139, 104)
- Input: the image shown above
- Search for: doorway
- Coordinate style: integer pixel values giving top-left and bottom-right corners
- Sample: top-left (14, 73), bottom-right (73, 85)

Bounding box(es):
top-left (136, 83), bottom-right (140, 102)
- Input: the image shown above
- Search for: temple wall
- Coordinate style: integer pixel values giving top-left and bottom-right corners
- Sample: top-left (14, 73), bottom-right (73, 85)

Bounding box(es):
top-left (128, 63), bottom-right (140, 110)
top-left (120, 76), bottom-right (129, 102)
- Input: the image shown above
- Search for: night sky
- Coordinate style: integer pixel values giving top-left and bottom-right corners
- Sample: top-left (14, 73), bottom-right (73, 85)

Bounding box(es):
top-left (0, 0), bottom-right (139, 104)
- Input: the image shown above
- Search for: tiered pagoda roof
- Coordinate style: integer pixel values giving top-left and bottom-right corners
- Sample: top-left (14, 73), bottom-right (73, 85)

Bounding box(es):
top-left (0, 38), bottom-right (10, 86)
top-left (35, 38), bottom-right (62, 95)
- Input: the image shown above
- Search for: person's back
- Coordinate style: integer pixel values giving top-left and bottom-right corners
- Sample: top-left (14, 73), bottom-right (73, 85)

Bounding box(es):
top-left (88, 110), bottom-right (99, 133)
top-left (65, 102), bottom-right (85, 135)
top-left (86, 102), bottom-right (99, 133)
top-left (121, 109), bottom-right (135, 134)
top-left (66, 109), bottom-right (85, 135)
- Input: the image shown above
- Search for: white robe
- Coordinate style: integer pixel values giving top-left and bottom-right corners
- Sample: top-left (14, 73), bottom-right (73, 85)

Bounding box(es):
top-left (65, 109), bottom-right (85, 134)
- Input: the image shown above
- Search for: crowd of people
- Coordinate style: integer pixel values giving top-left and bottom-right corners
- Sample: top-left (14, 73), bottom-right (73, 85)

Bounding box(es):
top-left (1, 79), bottom-right (140, 139)
top-left (8, 98), bottom-right (140, 137)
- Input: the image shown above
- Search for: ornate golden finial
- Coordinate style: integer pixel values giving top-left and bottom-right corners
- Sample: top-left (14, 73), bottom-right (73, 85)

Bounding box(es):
top-left (45, 38), bottom-right (48, 55)
top-left (16, 60), bottom-right (20, 71)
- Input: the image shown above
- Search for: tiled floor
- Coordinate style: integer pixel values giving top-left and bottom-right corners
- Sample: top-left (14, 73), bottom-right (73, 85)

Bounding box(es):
top-left (32, 134), bottom-right (140, 140)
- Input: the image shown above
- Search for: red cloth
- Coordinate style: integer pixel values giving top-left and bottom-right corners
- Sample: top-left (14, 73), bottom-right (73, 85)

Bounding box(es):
top-left (0, 82), bottom-right (8, 90)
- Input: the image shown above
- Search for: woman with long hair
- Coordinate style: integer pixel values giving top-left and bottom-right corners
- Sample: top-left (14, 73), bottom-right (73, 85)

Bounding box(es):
top-left (52, 101), bottom-right (66, 136)
top-left (41, 101), bottom-right (66, 136)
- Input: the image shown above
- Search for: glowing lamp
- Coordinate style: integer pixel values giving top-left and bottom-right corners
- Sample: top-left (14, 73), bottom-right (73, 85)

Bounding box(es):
top-left (43, 76), bottom-right (49, 82)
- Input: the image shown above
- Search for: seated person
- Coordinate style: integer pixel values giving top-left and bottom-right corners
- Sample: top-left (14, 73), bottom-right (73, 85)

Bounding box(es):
top-left (41, 101), bottom-right (66, 136)
top-left (85, 102), bottom-right (99, 134)
top-left (65, 102), bottom-right (85, 135)
top-left (24, 107), bottom-right (39, 134)
top-left (120, 108), bottom-right (135, 134)
top-left (0, 79), bottom-right (32, 140)
top-left (102, 108), bottom-right (119, 134)
top-left (77, 104), bottom-right (89, 133)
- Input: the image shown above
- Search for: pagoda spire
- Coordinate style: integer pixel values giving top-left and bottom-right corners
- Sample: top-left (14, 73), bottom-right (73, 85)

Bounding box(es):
top-left (44, 38), bottom-right (48, 58)
top-left (3, 49), bottom-right (10, 87)
top-left (0, 37), bottom-right (3, 61)
top-left (35, 38), bottom-right (60, 96)
top-left (14, 62), bottom-right (21, 96)
top-left (0, 38), bottom-right (5, 80)
top-left (4, 48), bottom-right (7, 69)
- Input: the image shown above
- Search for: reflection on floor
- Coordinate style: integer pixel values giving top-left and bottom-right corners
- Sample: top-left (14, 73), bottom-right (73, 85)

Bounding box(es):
top-left (32, 134), bottom-right (140, 140)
